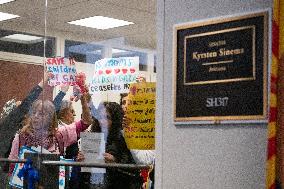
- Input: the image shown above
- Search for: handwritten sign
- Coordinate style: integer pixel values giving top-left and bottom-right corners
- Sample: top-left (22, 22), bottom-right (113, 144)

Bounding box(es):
top-left (89, 57), bottom-right (139, 94)
top-left (79, 132), bottom-right (106, 173)
top-left (46, 57), bottom-right (77, 86)
top-left (124, 82), bottom-right (156, 150)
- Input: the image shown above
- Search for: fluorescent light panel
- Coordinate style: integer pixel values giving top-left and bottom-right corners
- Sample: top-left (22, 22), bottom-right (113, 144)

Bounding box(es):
top-left (0, 0), bottom-right (15, 5)
top-left (68, 16), bottom-right (134, 30)
top-left (93, 50), bottom-right (102, 54)
top-left (92, 49), bottom-right (128, 54)
top-left (0, 11), bottom-right (19, 22)
top-left (112, 48), bottom-right (128, 54)
top-left (1, 34), bottom-right (43, 44)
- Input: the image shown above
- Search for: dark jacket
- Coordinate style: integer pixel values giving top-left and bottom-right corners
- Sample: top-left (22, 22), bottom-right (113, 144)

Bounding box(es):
top-left (67, 125), bottom-right (142, 189)
top-left (104, 131), bottom-right (142, 189)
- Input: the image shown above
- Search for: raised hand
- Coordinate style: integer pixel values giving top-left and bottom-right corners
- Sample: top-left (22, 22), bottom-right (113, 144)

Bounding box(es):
top-left (38, 71), bottom-right (53, 88)
top-left (103, 153), bottom-right (116, 163)
top-left (76, 151), bottom-right (85, 162)
top-left (60, 85), bottom-right (70, 93)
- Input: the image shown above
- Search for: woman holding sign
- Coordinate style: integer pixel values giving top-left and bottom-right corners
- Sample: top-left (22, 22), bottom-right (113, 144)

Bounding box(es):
top-left (77, 101), bottom-right (143, 189)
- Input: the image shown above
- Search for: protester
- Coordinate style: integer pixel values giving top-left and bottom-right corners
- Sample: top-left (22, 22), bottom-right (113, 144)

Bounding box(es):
top-left (77, 101), bottom-right (143, 189)
top-left (120, 93), bottom-right (155, 165)
top-left (120, 78), bottom-right (155, 188)
top-left (7, 93), bottom-right (92, 189)
top-left (0, 73), bottom-right (68, 157)
top-left (8, 92), bottom-right (92, 158)
top-left (0, 78), bottom-right (70, 188)
top-left (7, 92), bottom-right (91, 186)
top-left (0, 75), bottom-right (47, 157)
top-left (57, 99), bottom-right (93, 189)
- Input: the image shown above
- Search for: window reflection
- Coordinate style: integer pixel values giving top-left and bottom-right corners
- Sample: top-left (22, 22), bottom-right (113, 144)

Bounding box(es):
top-left (0, 29), bottom-right (55, 57)
top-left (112, 49), bottom-right (148, 71)
top-left (0, 0), bottom-right (156, 188)
top-left (65, 40), bottom-right (103, 64)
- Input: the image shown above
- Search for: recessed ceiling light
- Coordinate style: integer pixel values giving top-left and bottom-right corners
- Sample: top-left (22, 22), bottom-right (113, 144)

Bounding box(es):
top-left (0, 0), bottom-right (15, 5)
top-left (92, 49), bottom-right (102, 54)
top-left (112, 48), bottom-right (128, 54)
top-left (0, 11), bottom-right (19, 22)
top-left (1, 34), bottom-right (43, 44)
top-left (68, 16), bottom-right (134, 30)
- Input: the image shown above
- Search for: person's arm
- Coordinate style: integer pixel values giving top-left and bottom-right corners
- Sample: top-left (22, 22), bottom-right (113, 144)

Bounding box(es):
top-left (4, 73), bottom-right (50, 125)
top-left (73, 93), bottom-right (93, 137)
top-left (57, 92), bottom-right (92, 147)
top-left (130, 150), bottom-right (155, 165)
top-left (53, 85), bottom-right (69, 112)
top-left (87, 99), bottom-right (98, 118)
top-left (8, 133), bottom-right (20, 160)
top-left (80, 93), bottom-right (93, 126)
top-left (58, 119), bottom-right (91, 148)
top-left (106, 134), bottom-right (132, 164)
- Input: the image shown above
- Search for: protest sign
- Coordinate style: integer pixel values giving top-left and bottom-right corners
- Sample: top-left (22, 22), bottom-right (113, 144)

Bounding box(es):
top-left (9, 146), bottom-right (37, 188)
top-left (46, 57), bottom-right (77, 86)
top-left (80, 132), bottom-right (106, 173)
top-left (124, 82), bottom-right (156, 150)
top-left (59, 157), bottom-right (73, 189)
top-left (89, 57), bottom-right (139, 94)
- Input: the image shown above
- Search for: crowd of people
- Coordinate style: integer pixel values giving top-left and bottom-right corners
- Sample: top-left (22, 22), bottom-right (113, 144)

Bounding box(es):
top-left (0, 73), bottom-right (155, 189)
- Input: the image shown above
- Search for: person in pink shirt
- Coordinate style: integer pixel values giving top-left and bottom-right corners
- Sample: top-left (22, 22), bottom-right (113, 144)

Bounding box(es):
top-left (8, 93), bottom-right (92, 160)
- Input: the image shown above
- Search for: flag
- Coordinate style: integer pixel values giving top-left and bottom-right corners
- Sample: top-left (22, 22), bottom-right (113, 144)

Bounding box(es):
top-left (266, 0), bottom-right (284, 188)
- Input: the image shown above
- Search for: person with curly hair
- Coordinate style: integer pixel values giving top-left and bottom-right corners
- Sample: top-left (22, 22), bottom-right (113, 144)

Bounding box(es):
top-left (0, 81), bottom-right (69, 188)
top-left (0, 73), bottom-right (68, 157)
top-left (8, 93), bottom-right (92, 160)
top-left (58, 99), bottom-right (93, 189)
top-left (120, 92), bottom-right (155, 189)
top-left (6, 95), bottom-right (92, 189)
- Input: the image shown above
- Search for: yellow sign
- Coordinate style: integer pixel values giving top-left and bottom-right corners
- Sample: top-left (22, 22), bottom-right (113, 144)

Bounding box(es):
top-left (124, 82), bottom-right (156, 150)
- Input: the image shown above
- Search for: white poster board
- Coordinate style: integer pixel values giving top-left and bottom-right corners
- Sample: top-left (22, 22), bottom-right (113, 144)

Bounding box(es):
top-left (46, 57), bottom-right (77, 86)
top-left (89, 57), bottom-right (139, 94)
top-left (79, 132), bottom-right (106, 173)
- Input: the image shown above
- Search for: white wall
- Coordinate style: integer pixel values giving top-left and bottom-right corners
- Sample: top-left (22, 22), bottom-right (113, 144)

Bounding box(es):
top-left (156, 0), bottom-right (273, 188)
